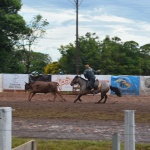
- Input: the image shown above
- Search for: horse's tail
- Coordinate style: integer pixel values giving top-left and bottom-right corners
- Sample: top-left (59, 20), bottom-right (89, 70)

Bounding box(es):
top-left (110, 86), bottom-right (122, 97)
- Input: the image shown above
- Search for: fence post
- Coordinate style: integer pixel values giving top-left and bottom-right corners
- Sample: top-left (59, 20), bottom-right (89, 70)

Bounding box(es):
top-left (112, 132), bottom-right (120, 150)
top-left (0, 107), bottom-right (12, 150)
top-left (124, 110), bottom-right (135, 150)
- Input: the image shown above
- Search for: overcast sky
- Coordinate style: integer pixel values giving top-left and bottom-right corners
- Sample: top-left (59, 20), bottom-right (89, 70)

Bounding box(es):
top-left (20, 0), bottom-right (150, 62)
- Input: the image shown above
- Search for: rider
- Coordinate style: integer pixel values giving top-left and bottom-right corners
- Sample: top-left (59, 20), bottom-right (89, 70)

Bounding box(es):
top-left (83, 64), bottom-right (100, 94)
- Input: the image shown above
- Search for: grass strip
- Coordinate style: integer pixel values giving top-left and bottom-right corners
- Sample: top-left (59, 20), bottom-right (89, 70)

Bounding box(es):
top-left (12, 137), bottom-right (150, 150)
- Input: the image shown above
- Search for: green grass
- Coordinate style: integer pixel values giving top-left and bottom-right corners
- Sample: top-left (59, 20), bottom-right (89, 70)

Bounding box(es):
top-left (12, 137), bottom-right (150, 150)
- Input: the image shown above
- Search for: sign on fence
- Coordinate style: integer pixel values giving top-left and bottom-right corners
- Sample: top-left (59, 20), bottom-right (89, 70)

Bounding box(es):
top-left (0, 74), bottom-right (150, 95)
top-left (140, 76), bottom-right (150, 95)
top-left (3, 74), bottom-right (29, 91)
top-left (111, 75), bottom-right (140, 95)
top-left (51, 75), bottom-right (76, 91)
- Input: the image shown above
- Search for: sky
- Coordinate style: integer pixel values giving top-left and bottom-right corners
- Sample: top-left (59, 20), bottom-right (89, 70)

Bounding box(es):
top-left (19, 0), bottom-right (150, 62)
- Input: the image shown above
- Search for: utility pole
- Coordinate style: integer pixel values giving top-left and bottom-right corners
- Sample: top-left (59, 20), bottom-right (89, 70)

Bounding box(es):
top-left (75, 0), bottom-right (79, 74)
top-left (69, 0), bottom-right (83, 74)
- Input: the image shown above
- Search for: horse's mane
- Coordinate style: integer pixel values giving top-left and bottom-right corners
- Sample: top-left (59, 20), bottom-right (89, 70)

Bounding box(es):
top-left (76, 75), bottom-right (87, 82)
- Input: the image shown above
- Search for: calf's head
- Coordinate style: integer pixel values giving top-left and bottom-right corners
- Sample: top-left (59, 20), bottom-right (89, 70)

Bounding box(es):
top-left (25, 82), bottom-right (31, 91)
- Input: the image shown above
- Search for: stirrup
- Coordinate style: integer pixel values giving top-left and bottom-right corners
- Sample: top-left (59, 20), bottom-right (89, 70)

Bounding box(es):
top-left (91, 88), bottom-right (94, 91)
top-left (92, 90), bottom-right (95, 95)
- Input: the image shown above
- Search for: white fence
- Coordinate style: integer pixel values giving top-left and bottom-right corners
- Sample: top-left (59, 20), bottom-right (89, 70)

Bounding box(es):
top-left (0, 74), bottom-right (150, 95)
top-left (12, 140), bottom-right (36, 150)
top-left (0, 107), bottom-right (12, 150)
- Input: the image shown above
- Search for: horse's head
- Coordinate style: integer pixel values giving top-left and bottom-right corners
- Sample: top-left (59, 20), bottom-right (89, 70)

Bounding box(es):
top-left (70, 75), bottom-right (79, 86)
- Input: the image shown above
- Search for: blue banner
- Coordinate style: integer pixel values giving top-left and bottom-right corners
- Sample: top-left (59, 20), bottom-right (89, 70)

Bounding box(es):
top-left (111, 76), bottom-right (140, 95)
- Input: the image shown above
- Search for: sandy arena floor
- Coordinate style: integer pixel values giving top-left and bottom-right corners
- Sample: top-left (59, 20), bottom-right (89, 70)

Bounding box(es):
top-left (0, 92), bottom-right (150, 143)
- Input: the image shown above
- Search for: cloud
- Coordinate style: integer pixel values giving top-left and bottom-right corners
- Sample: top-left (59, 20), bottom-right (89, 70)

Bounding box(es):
top-left (19, 1), bottom-right (150, 62)
top-left (93, 15), bottom-right (134, 23)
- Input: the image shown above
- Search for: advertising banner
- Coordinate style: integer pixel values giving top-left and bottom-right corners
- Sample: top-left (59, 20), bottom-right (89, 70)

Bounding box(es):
top-left (1, 74), bottom-right (149, 95)
top-left (51, 75), bottom-right (76, 91)
top-left (3, 74), bottom-right (29, 90)
top-left (52, 75), bottom-right (111, 92)
top-left (140, 76), bottom-right (150, 95)
top-left (111, 75), bottom-right (140, 95)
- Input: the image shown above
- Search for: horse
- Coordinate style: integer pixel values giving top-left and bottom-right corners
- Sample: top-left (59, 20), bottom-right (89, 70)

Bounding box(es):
top-left (70, 75), bottom-right (122, 103)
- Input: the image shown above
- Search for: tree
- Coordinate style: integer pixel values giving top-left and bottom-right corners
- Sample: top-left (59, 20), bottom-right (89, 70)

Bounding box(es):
top-left (58, 32), bottom-right (150, 75)
top-left (0, 0), bottom-right (27, 72)
top-left (58, 43), bottom-right (76, 74)
top-left (122, 41), bottom-right (141, 75)
top-left (15, 50), bottom-right (52, 74)
top-left (58, 32), bottom-right (101, 74)
top-left (140, 44), bottom-right (150, 75)
top-left (17, 14), bottom-right (49, 73)
top-left (44, 62), bottom-right (61, 74)
top-left (99, 36), bottom-right (121, 74)
top-left (30, 52), bottom-right (52, 74)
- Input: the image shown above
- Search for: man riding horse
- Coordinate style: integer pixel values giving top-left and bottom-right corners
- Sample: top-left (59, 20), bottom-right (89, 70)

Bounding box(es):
top-left (83, 64), bottom-right (100, 94)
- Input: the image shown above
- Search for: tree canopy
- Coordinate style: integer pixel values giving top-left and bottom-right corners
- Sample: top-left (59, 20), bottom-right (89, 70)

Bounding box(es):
top-left (17, 14), bottom-right (50, 73)
top-left (0, 1), bottom-right (51, 74)
top-left (58, 32), bottom-right (150, 75)
top-left (0, 0), bottom-right (27, 72)
top-left (0, 1), bottom-right (150, 75)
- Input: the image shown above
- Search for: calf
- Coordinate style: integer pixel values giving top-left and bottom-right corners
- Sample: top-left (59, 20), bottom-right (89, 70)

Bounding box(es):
top-left (25, 81), bottom-right (66, 101)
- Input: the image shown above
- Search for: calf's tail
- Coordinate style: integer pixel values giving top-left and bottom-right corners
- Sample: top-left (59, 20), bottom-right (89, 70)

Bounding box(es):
top-left (110, 86), bottom-right (122, 97)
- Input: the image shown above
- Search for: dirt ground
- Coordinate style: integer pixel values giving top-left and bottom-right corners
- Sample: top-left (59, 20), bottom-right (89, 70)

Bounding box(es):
top-left (0, 92), bottom-right (150, 143)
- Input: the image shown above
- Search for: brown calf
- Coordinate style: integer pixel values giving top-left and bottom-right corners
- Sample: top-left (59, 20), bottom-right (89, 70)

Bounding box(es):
top-left (25, 81), bottom-right (66, 101)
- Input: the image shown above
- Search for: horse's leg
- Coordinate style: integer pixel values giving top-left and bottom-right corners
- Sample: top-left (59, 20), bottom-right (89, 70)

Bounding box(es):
top-left (74, 94), bottom-right (81, 103)
top-left (95, 93), bottom-right (104, 104)
top-left (74, 93), bottom-right (85, 103)
top-left (103, 93), bottom-right (108, 103)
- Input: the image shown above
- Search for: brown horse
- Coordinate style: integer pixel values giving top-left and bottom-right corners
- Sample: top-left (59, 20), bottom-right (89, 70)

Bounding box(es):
top-left (70, 76), bottom-right (121, 103)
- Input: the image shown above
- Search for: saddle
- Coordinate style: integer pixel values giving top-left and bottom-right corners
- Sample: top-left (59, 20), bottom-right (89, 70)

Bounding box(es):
top-left (87, 79), bottom-right (101, 90)
top-left (94, 79), bottom-right (101, 89)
